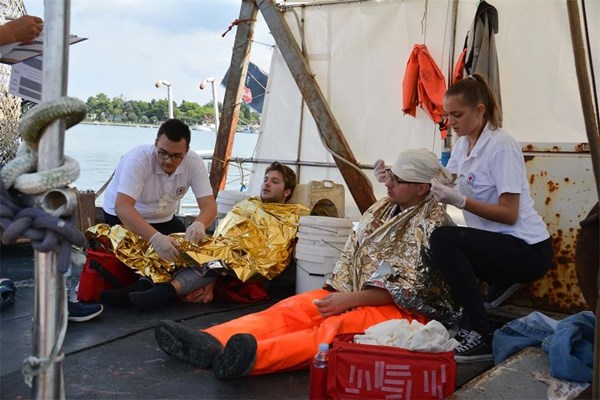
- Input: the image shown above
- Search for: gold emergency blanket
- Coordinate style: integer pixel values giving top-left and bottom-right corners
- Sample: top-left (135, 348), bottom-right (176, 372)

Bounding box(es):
top-left (86, 197), bottom-right (309, 283)
top-left (326, 194), bottom-right (461, 326)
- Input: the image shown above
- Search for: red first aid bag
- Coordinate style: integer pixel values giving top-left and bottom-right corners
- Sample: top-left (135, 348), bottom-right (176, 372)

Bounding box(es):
top-left (77, 248), bottom-right (139, 303)
top-left (327, 333), bottom-right (456, 399)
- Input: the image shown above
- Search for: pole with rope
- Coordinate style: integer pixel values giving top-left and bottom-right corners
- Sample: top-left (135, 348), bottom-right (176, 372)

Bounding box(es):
top-left (32, 1), bottom-right (71, 397)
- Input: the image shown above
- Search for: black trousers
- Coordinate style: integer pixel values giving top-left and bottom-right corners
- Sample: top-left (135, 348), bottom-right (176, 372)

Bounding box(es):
top-left (430, 225), bottom-right (553, 335)
top-left (102, 212), bottom-right (186, 235)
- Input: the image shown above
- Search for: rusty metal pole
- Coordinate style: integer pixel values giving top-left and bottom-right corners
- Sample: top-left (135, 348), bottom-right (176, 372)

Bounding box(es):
top-left (32, 1), bottom-right (71, 398)
top-left (565, 1), bottom-right (600, 398)
top-left (566, 0), bottom-right (600, 200)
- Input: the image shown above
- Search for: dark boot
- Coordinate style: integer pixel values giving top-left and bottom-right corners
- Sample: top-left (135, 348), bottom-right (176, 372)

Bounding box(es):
top-left (154, 320), bottom-right (224, 368)
top-left (213, 333), bottom-right (257, 380)
top-left (128, 283), bottom-right (177, 311)
top-left (99, 278), bottom-right (153, 307)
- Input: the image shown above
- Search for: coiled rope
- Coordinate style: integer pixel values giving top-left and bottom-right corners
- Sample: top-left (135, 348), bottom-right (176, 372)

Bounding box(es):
top-left (0, 179), bottom-right (86, 271)
top-left (1, 96), bottom-right (87, 194)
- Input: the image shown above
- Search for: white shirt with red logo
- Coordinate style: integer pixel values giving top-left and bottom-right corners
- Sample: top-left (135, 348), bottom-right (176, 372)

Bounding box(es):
top-left (447, 125), bottom-right (549, 244)
top-left (102, 144), bottom-right (212, 223)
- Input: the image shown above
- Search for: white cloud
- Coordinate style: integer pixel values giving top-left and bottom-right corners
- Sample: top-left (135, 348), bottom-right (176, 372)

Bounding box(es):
top-left (24, 0), bottom-right (274, 105)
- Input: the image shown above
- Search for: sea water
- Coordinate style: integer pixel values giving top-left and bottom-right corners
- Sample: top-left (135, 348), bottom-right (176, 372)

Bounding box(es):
top-left (63, 123), bottom-right (259, 215)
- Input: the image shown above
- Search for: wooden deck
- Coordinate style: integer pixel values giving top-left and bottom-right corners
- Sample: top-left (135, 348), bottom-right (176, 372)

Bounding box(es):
top-left (3, 242), bottom-right (592, 399)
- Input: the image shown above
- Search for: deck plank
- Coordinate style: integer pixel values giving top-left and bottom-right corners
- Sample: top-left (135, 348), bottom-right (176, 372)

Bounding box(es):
top-left (448, 347), bottom-right (551, 399)
top-left (1, 242), bottom-right (494, 398)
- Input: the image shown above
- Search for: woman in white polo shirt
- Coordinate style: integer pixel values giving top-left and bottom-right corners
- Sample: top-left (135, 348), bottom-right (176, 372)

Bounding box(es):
top-left (428, 74), bottom-right (553, 363)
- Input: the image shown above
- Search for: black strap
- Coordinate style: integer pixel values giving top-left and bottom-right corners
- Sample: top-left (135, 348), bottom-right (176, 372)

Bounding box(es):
top-left (88, 259), bottom-right (126, 289)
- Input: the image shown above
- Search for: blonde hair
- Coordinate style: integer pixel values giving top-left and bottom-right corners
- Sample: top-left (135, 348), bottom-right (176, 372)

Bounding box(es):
top-left (445, 73), bottom-right (502, 128)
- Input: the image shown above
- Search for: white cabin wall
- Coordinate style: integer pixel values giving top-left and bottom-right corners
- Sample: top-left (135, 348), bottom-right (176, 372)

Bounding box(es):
top-left (490, 0), bottom-right (591, 144)
top-left (249, 0), bottom-right (599, 220)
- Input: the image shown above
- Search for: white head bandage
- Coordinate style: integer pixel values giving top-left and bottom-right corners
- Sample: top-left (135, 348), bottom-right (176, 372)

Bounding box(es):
top-left (390, 148), bottom-right (453, 184)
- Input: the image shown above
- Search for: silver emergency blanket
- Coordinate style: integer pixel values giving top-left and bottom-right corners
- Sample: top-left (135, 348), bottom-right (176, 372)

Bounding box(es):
top-left (326, 194), bottom-right (461, 326)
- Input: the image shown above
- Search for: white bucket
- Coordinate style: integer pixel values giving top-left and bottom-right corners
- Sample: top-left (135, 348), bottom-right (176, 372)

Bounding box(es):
top-left (299, 215), bottom-right (353, 229)
top-left (295, 258), bottom-right (337, 294)
top-left (216, 190), bottom-right (248, 216)
top-left (294, 216), bottom-right (353, 293)
top-left (296, 232), bottom-right (348, 248)
top-left (295, 242), bottom-right (343, 258)
top-left (297, 215), bottom-right (352, 238)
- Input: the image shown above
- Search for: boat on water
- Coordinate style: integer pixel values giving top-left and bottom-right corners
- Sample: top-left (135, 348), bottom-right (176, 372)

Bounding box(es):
top-left (1, 0), bottom-right (598, 399)
top-left (194, 149), bottom-right (214, 159)
top-left (236, 125), bottom-right (258, 134)
top-left (192, 124), bottom-right (214, 132)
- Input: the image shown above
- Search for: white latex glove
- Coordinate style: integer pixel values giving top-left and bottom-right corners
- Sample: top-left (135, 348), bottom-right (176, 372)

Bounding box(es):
top-left (185, 221), bottom-right (206, 243)
top-left (374, 159), bottom-right (388, 183)
top-left (149, 232), bottom-right (180, 262)
top-left (430, 178), bottom-right (467, 209)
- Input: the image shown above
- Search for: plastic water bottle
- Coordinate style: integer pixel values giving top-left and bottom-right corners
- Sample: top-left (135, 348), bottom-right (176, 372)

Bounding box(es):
top-left (309, 343), bottom-right (330, 400)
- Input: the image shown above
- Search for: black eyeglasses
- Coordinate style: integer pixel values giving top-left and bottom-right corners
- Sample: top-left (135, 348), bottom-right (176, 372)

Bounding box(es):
top-left (157, 149), bottom-right (185, 162)
top-left (385, 169), bottom-right (419, 186)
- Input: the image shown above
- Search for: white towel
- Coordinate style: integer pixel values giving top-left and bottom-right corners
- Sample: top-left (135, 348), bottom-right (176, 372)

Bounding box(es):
top-left (354, 319), bottom-right (459, 352)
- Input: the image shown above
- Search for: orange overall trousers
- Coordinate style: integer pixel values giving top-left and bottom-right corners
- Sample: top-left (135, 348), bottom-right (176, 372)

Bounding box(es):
top-left (204, 289), bottom-right (424, 376)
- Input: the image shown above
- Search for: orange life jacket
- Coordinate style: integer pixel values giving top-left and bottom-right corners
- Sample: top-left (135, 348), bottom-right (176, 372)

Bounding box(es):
top-left (402, 44), bottom-right (448, 139)
top-left (453, 48), bottom-right (467, 84)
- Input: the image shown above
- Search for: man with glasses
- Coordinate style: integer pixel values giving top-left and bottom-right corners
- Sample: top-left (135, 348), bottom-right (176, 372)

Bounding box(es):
top-left (102, 118), bottom-right (217, 264)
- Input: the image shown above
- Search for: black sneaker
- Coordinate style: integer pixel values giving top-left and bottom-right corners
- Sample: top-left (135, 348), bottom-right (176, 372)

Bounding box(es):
top-left (129, 283), bottom-right (177, 311)
top-left (454, 330), bottom-right (493, 363)
top-left (213, 333), bottom-right (257, 380)
top-left (99, 278), bottom-right (153, 307)
top-left (483, 283), bottom-right (522, 308)
top-left (154, 320), bottom-right (223, 368)
top-left (452, 328), bottom-right (472, 341)
top-left (68, 301), bottom-right (103, 322)
top-left (0, 279), bottom-right (17, 310)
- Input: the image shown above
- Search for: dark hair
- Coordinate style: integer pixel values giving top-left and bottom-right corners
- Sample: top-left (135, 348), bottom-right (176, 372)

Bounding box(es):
top-left (445, 74), bottom-right (502, 129)
top-left (265, 161), bottom-right (297, 201)
top-left (156, 119), bottom-right (191, 148)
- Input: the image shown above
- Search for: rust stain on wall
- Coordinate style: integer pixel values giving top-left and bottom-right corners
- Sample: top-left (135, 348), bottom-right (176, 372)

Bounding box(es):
top-left (511, 154), bottom-right (592, 313)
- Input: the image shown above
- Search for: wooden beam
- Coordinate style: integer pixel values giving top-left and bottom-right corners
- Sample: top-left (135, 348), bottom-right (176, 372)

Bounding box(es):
top-left (256, 0), bottom-right (376, 213)
top-left (566, 0), bottom-right (600, 204)
top-left (209, 0), bottom-right (258, 197)
top-left (566, 2), bottom-right (600, 398)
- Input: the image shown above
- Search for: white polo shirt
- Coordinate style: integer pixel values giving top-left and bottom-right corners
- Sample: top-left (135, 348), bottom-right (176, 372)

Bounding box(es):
top-left (447, 125), bottom-right (549, 244)
top-left (102, 144), bottom-right (212, 223)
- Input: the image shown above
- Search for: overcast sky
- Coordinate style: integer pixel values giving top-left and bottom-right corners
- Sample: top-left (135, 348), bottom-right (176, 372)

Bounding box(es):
top-left (25, 0), bottom-right (274, 106)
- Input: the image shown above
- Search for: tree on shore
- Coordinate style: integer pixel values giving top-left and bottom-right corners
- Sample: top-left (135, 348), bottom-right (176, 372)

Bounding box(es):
top-left (82, 93), bottom-right (260, 128)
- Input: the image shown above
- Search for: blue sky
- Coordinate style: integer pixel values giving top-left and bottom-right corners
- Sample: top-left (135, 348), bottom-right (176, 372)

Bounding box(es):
top-left (25, 0), bottom-right (274, 106)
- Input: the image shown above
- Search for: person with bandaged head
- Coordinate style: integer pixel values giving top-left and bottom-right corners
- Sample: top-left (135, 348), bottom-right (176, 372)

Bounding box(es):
top-left (153, 148), bottom-right (460, 380)
top-left (427, 74), bottom-right (552, 363)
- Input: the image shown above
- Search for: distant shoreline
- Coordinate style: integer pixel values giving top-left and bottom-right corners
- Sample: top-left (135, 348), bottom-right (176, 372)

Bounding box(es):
top-left (79, 121), bottom-right (257, 134)
top-left (80, 121), bottom-right (160, 128)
